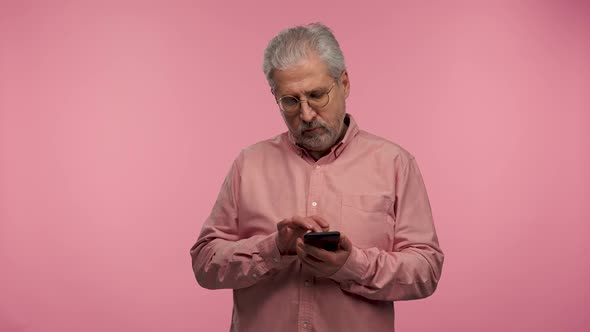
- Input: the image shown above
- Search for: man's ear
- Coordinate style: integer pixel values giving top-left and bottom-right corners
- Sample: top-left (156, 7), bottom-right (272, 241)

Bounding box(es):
top-left (340, 71), bottom-right (350, 98)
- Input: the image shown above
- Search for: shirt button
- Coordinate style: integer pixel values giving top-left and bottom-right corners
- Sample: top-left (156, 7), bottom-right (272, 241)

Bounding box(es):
top-left (315, 165), bottom-right (321, 169)
top-left (273, 257), bottom-right (279, 263)
top-left (252, 273), bottom-right (257, 279)
top-left (311, 201), bottom-right (317, 207)
top-left (303, 322), bottom-right (309, 329)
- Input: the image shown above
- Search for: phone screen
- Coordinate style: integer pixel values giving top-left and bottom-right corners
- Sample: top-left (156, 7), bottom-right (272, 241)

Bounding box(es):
top-left (303, 231), bottom-right (341, 251)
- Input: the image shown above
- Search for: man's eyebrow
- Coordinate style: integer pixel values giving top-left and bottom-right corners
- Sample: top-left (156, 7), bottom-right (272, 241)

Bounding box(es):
top-left (279, 87), bottom-right (325, 97)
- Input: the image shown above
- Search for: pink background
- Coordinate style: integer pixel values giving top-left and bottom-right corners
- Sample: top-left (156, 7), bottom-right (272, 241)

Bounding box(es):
top-left (1, 1), bottom-right (589, 331)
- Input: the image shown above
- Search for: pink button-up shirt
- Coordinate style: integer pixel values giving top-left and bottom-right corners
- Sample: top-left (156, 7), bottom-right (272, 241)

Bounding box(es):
top-left (191, 114), bottom-right (443, 332)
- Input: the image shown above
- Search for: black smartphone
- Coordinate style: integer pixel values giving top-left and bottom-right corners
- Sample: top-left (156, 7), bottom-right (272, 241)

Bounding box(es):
top-left (303, 231), bottom-right (341, 251)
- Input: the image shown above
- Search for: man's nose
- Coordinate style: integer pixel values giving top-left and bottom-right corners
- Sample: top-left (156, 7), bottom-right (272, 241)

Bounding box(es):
top-left (299, 101), bottom-right (317, 122)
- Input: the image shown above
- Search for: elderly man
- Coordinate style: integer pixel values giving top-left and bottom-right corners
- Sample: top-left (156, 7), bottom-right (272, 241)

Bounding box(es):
top-left (190, 23), bottom-right (444, 332)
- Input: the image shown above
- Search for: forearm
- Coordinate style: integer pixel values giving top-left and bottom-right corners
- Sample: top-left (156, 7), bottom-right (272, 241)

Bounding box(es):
top-left (191, 232), bottom-right (296, 290)
top-left (330, 244), bottom-right (444, 301)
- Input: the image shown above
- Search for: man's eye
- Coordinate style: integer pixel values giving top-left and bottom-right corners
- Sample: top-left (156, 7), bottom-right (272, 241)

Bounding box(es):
top-left (309, 91), bottom-right (324, 99)
top-left (282, 97), bottom-right (299, 106)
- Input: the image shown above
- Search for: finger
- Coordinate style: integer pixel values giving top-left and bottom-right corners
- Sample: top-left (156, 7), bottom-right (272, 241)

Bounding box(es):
top-left (296, 240), bottom-right (322, 262)
top-left (309, 215), bottom-right (330, 230)
top-left (339, 234), bottom-right (353, 251)
top-left (290, 226), bottom-right (311, 238)
top-left (302, 244), bottom-right (331, 262)
top-left (292, 216), bottom-right (322, 232)
top-left (304, 218), bottom-right (323, 233)
top-left (278, 218), bottom-right (306, 232)
top-left (298, 245), bottom-right (322, 266)
top-left (285, 232), bottom-right (300, 246)
top-left (276, 218), bottom-right (290, 230)
top-left (289, 216), bottom-right (316, 231)
top-left (295, 239), bottom-right (308, 259)
top-left (283, 230), bottom-right (307, 252)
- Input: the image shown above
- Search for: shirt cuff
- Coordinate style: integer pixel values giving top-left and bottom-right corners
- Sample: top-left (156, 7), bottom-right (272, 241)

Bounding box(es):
top-left (329, 247), bottom-right (368, 282)
top-left (254, 232), bottom-right (297, 274)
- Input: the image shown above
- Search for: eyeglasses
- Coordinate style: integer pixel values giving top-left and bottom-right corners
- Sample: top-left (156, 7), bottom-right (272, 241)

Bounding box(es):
top-left (276, 82), bottom-right (336, 115)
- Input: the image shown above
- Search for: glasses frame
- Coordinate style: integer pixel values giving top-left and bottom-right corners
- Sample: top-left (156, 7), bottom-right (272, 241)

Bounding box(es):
top-left (276, 82), bottom-right (337, 115)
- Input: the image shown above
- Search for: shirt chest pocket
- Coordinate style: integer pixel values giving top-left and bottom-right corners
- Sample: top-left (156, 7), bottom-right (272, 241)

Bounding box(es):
top-left (340, 193), bottom-right (395, 250)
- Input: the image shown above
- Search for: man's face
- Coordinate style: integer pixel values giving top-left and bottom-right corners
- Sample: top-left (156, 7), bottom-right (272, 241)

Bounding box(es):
top-left (272, 54), bottom-right (350, 154)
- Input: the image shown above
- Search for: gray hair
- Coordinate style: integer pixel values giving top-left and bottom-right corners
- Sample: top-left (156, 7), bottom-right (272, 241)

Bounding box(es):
top-left (262, 23), bottom-right (347, 92)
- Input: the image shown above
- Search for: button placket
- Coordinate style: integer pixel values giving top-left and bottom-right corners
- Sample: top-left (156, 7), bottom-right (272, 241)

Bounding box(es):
top-left (298, 261), bottom-right (315, 331)
top-left (308, 165), bottom-right (322, 215)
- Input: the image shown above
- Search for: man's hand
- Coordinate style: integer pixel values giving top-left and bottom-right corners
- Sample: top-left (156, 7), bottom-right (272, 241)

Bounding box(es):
top-left (276, 216), bottom-right (329, 255)
top-left (295, 233), bottom-right (353, 277)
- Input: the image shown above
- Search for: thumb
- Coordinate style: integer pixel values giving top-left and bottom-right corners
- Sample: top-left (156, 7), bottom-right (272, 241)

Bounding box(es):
top-left (339, 234), bottom-right (353, 251)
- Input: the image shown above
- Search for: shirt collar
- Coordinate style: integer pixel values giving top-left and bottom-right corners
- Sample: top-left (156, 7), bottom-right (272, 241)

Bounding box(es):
top-left (286, 113), bottom-right (360, 162)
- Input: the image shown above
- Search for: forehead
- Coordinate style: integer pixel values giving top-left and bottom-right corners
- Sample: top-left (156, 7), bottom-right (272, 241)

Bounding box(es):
top-left (273, 55), bottom-right (332, 96)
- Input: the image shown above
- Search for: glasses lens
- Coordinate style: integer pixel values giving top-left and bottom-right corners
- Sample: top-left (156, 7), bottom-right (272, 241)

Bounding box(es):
top-left (308, 93), bottom-right (330, 109)
top-left (280, 96), bottom-right (299, 113)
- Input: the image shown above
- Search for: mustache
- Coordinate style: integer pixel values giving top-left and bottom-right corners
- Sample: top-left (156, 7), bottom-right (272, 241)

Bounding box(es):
top-left (298, 121), bottom-right (327, 133)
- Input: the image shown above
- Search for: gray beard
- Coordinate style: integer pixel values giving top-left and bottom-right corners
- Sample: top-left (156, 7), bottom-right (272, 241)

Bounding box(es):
top-left (296, 119), bottom-right (341, 152)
